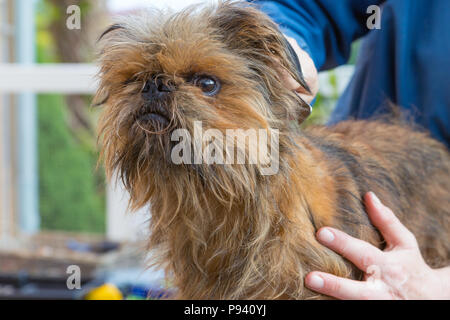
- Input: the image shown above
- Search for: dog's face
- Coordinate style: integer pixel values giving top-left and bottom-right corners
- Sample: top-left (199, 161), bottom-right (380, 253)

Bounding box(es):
top-left (96, 1), bottom-right (309, 207)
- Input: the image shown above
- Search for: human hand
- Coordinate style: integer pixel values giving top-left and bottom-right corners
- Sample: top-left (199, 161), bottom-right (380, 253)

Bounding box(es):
top-left (279, 35), bottom-right (318, 104)
top-left (305, 192), bottom-right (450, 300)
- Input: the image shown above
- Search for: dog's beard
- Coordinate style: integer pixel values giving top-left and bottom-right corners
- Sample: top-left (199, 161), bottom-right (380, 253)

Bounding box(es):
top-left (127, 118), bottom-right (176, 166)
top-left (98, 82), bottom-right (293, 213)
top-left (103, 101), bottom-right (274, 211)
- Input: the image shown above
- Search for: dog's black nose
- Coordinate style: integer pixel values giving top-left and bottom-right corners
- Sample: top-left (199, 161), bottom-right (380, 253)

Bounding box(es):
top-left (142, 77), bottom-right (174, 100)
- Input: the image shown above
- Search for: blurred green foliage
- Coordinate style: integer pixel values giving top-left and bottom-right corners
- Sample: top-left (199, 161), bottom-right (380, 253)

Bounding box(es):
top-left (36, 0), bottom-right (106, 233)
top-left (304, 40), bottom-right (360, 126)
top-left (37, 95), bottom-right (105, 233)
top-left (303, 72), bottom-right (338, 126)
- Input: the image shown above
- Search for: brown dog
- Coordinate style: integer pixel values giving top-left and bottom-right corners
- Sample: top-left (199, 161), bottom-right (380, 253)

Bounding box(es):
top-left (95, 1), bottom-right (450, 299)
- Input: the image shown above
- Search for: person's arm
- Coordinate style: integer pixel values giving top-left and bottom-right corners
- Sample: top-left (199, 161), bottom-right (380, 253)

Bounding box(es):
top-left (257, 0), bottom-right (386, 71)
top-left (305, 192), bottom-right (450, 300)
top-left (258, 0), bottom-right (387, 103)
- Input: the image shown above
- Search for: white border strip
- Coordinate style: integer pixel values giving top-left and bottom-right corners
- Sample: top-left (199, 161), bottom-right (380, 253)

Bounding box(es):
top-left (0, 63), bottom-right (98, 94)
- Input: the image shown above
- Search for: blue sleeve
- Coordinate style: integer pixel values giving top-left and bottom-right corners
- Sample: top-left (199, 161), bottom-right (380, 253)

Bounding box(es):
top-left (256, 0), bottom-right (386, 70)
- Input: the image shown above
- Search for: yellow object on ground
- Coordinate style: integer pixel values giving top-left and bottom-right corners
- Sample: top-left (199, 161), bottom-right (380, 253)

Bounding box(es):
top-left (85, 283), bottom-right (123, 300)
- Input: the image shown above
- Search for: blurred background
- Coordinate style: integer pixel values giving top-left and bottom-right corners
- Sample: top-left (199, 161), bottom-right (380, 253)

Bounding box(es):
top-left (0, 0), bottom-right (357, 299)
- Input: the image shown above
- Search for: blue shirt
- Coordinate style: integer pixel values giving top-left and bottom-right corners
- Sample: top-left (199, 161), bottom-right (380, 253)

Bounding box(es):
top-left (257, 0), bottom-right (450, 147)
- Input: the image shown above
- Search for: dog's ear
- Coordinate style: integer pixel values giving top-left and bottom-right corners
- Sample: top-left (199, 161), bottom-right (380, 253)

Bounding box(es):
top-left (210, 2), bottom-right (311, 123)
top-left (98, 23), bottom-right (125, 42)
top-left (210, 2), bottom-right (310, 93)
top-left (93, 24), bottom-right (127, 106)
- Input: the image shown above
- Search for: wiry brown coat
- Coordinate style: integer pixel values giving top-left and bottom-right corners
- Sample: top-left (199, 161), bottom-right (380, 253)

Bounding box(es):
top-left (95, 1), bottom-right (450, 299)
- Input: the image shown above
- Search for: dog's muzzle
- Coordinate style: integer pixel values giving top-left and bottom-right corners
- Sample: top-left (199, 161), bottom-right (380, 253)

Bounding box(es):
top-left (139, 78), bottom-right (175, 127)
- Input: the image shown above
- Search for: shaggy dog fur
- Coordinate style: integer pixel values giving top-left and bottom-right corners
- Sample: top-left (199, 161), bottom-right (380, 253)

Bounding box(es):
top-left (95, 1), bottom-right (450, 299)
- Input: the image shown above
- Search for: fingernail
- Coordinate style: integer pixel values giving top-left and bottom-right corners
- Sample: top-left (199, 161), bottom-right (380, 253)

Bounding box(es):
top-left (308, 275), bottom-right (324, 289)
top-left (318, 228), bottom-right (335, 243)
top-left (370, 192), bottom-right (382, 208)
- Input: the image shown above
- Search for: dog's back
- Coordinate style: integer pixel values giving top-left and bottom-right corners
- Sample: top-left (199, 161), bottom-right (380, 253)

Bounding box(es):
top-left (304, 119), bottom-right (450, 270)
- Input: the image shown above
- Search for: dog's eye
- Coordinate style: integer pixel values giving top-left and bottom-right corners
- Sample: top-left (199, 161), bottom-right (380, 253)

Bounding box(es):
top-left (193, 75), bottom-right (221, 96)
